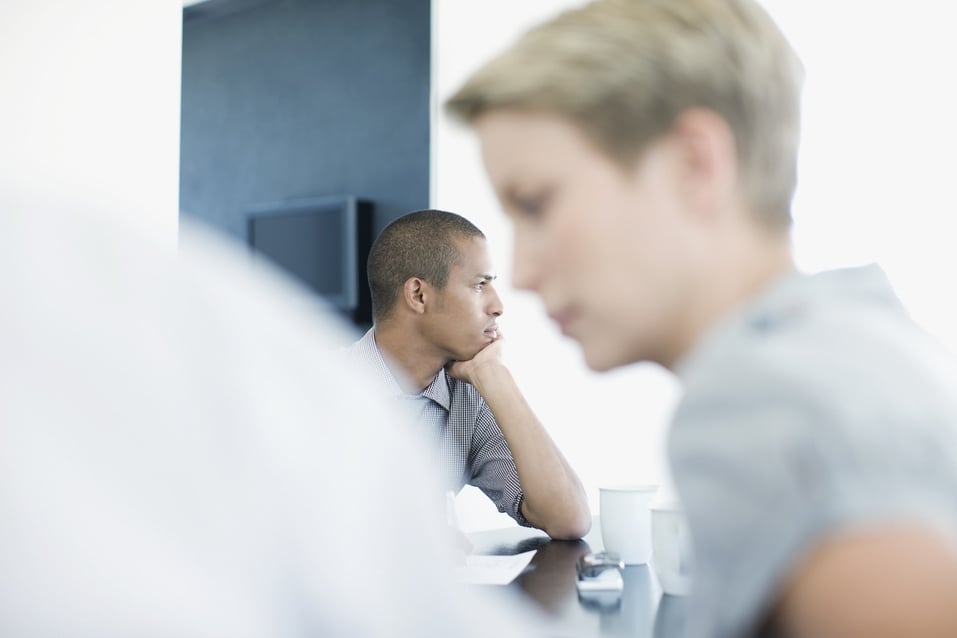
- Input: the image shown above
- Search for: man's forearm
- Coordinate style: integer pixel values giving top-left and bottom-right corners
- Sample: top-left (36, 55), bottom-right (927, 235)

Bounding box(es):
top-left (470, 364), bottom-right (592, 539)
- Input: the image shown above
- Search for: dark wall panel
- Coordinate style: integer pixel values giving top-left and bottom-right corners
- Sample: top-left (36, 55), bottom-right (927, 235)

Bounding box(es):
top-left (180, 0), bottom-right (430, 247)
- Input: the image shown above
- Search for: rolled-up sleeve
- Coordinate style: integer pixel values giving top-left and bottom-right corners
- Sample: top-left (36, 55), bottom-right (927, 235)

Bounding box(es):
top-left (467, 402), bottom-right (530, 527)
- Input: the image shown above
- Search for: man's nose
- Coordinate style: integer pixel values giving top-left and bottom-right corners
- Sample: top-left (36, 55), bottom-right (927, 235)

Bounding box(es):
top-left (488, 285), bottom-right (504, 317)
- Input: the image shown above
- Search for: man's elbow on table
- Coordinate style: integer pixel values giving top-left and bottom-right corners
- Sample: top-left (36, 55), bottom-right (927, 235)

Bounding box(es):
top-left (525, 501), bottom-right (593, 541)
top-left (549, 516), bottom-right (593, 542)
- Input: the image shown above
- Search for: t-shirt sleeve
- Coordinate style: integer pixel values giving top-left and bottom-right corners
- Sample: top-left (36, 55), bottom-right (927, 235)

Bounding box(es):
top-left (669, 343), bottom-right (957, 638)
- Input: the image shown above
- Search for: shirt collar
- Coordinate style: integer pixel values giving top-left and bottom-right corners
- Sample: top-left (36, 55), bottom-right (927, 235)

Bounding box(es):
top-left (355, 328), bottom-right (452, 412)
top-left (421, 367), bottom-right (452, 412)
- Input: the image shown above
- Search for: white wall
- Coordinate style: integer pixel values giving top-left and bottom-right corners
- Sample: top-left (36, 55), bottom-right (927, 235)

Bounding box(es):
top-left (432, 0), bottom-right (957, 531)
top-left (0, 1), bottom-right (182, 244)
top-left (767, 1), bottom-right (957, 351)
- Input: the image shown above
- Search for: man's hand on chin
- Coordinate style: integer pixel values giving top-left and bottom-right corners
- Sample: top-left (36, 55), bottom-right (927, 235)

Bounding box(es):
top-left (446, 331), bottom-right (506, 385)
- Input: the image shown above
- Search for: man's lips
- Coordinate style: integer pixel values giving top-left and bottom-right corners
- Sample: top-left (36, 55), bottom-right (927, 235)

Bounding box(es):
top-left (483, 324), bottom-right (499, 338)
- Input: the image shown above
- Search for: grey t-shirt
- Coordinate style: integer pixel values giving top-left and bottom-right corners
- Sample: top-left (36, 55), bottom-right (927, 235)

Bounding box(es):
top-left (669, 265), bottom-right (957, 638)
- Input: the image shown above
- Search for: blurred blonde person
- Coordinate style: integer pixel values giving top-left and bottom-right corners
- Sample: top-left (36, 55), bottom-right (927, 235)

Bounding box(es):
top-left (447, 1), bottom-right (957, 637)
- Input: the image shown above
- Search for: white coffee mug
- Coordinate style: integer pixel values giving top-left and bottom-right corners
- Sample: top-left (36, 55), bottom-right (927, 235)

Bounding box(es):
top-left (599, 484), bottom-right (658, 565)
top-left (650, 502), bottom-right (693, 596)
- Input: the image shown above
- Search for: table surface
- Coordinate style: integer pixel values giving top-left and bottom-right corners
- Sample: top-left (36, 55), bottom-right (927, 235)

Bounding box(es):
top-left (467, 518), bottom-right (687, 638)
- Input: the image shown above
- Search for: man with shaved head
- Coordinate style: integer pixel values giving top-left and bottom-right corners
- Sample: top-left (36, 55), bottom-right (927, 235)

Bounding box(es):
top-left (347, 209), bottom-right (591, 540)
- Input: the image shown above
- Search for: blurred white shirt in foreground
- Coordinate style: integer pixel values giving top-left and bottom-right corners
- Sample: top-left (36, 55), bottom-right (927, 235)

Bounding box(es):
top-left (0, 209), bottom-right (537, 637)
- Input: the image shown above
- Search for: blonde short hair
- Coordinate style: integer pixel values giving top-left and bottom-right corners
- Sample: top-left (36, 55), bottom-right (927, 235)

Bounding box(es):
top-left (446, 0), bottom-right (804, 231)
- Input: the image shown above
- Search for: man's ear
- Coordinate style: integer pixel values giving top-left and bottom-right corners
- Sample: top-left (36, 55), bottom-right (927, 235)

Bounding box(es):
top-left (669, 107), bottom-right (739, 221)
top-left (402, 277), bottom-right (428, 315)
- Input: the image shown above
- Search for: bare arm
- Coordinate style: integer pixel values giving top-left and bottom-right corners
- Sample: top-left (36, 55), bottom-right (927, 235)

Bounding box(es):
top-left (774, 526), bottom-right (957, 638)
top-left (447, 339), bottom-right (591, 540)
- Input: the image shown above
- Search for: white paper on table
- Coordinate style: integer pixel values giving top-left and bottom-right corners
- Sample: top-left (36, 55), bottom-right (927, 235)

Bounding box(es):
top-left (453, 550), bottom-right (537, 585)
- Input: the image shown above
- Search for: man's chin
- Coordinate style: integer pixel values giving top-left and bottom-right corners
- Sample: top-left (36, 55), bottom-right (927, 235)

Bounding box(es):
top-left (457, 342), bottom-right (489, 362)
top-left (445, 352), bottom-right (469, 367)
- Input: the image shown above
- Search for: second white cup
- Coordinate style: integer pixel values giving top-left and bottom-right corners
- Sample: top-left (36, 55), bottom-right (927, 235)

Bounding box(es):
top-left (599, 484), bottom-right (659, 565)
top-left (650, 502), bottom-right (694, 596)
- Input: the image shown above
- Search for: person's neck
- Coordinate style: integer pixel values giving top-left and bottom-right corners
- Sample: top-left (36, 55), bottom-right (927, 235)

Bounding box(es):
top-left (372, 322), bottom-right (447, 394)
top-left (664, 226), bottom-right (795, 370)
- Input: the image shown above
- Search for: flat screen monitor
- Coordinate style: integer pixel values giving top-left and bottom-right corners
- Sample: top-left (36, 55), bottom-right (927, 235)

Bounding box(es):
top-left (247, 196), bottom-right (372, 324)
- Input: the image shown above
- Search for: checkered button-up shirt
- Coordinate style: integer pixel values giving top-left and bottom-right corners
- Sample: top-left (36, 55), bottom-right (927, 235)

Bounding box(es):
top-left (347, 329), bottom-right (529, 526)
